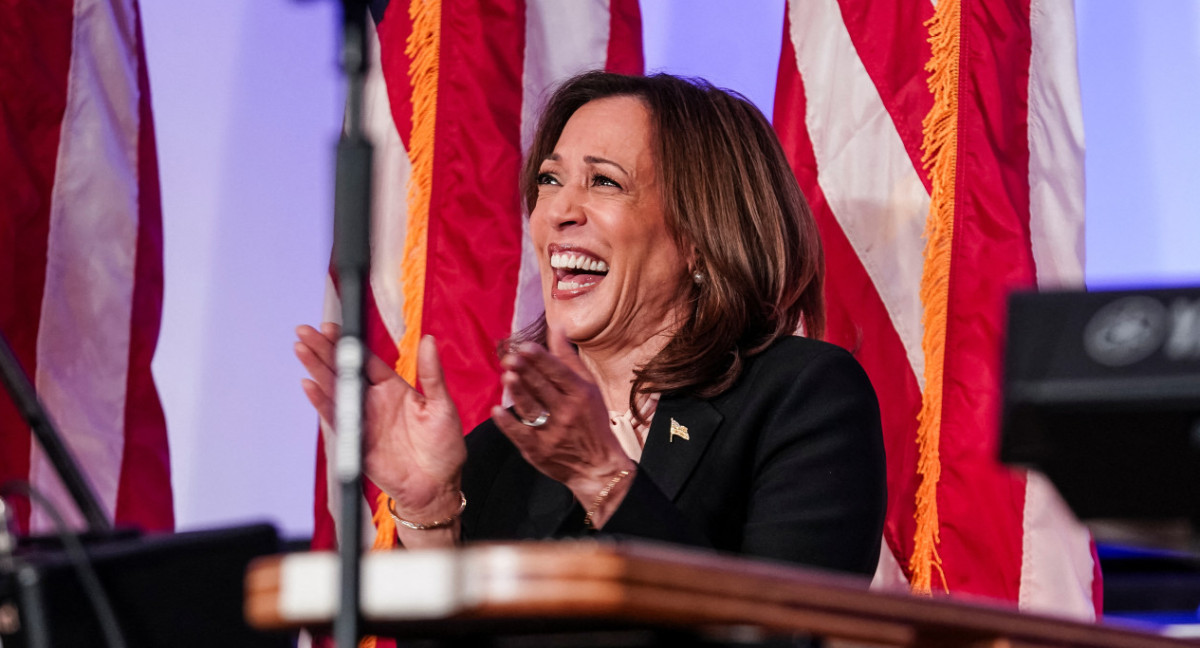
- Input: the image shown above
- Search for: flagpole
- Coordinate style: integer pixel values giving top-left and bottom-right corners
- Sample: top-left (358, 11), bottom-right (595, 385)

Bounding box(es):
top-left (333, 0), bottom-right (372, 646)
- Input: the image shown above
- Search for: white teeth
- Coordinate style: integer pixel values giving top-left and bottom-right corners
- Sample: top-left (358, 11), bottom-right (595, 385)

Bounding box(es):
top-left (550, 252), bottom-right (608, 273)
top-left (557, 280), bottom-right (582, 290)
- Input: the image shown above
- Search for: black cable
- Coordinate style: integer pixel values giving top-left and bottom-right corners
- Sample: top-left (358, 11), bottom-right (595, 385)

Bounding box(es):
top-left (1, 481), bottom-right (128, 648)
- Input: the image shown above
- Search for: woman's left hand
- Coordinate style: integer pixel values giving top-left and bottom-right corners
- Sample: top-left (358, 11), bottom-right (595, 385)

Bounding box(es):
top-left (490, 331), bottom-right (636, 524)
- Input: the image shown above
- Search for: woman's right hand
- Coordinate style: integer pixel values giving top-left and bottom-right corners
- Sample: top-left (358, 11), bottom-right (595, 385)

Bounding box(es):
top-left (294, 324), bottom-right (466, 530)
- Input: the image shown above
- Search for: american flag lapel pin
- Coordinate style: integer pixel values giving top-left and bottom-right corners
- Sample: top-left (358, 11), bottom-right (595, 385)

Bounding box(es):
top-left (669, 418), bottom-right (689, 442)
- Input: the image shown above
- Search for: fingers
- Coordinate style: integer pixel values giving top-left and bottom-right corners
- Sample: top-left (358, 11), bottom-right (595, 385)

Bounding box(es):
top-left (295, 325), bottom-right (339, 429)
top-left (301, 378), bottom-right (335, 426)
top-left (491, 405), bottom-right (536, 450)
top-left (296, 324), bottom-right (336, 370)
top-left (365, 352), bottom-right (395, 386)
top-left (299, 322), bottom-right (399, 387)
top-left (416, 335), bottom-right (450, 402)
top-left (507, 339), bottom-right (582, 395)
top-left (295, 332), bottom-right (336, 395)
top-left (500, 332), bottom-right (607, 425)
top-left (501, 364), bottom-right (548, 423)
top-left (501, 347), bottom-right (553, 400)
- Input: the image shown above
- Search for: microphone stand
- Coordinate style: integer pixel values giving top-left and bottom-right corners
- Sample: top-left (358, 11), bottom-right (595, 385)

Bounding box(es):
top-left (332, 1), bottom-right (373, 646)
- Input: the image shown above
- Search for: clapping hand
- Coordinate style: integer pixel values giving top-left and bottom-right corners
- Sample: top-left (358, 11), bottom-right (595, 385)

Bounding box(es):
top-left (491, 330), bottom-right (636, 527)
top-left (294, 324), bottom-right (466, 537)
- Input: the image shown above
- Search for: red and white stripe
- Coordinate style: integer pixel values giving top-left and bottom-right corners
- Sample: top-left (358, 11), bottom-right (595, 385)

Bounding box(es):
top-left (0, 0), bottom-right (172, 533)
top-left (1021, 0), bottom-right (1098, 618)
top-left (312, 0), bottom-right (643, 551)
top-left (774, 0), bottom-right (1096, 617)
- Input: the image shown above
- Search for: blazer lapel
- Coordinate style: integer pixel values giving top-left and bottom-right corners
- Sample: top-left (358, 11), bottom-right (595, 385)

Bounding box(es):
top-left (638, 394), bottom-right (723, 500)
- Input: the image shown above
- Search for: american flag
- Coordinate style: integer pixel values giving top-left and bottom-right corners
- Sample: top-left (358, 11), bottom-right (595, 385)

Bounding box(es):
top-left (312, 0), bottom-right (1100, 619)
top-left (0, 0), bottom-right (173, 533)
top-left (774, 0), bottom-right (1098, 616)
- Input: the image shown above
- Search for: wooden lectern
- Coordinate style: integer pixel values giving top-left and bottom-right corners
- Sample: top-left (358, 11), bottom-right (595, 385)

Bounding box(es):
top-left (245, 540), bottom-right (1198, 647)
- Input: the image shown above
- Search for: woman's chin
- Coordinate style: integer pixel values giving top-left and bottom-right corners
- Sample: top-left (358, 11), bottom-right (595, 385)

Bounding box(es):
top-left (545, 310), bottom-right (609, 346)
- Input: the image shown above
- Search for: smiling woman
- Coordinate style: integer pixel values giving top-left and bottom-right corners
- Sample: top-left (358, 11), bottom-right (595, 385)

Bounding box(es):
top-left (531, 95), bottom-right (688, 398)
top-left (294, 71), bottom-right (886, 575)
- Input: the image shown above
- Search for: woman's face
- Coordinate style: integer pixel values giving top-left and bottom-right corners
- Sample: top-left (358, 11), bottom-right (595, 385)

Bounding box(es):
top-left (530, 96), bottom-right (691, 352)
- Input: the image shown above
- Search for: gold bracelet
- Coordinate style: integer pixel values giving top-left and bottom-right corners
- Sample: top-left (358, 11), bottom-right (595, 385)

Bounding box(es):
top-left (387, 491), bottom-right (466, 530)
top-left (583, 469), bottom-right (632, 529)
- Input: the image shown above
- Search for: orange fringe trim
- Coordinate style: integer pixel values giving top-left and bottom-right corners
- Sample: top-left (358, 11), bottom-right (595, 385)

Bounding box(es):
top-left (911, 0), bottom-right (961, 595)
top-left (364, 0), bottom-right (442, 572)
top-left (371, 491), bottom-right (398, 549)
top-left (395, 0), bottom-right (441, 386)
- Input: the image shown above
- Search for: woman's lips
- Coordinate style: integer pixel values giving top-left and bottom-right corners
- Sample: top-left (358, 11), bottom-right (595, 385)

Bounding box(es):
top-left (548, 246), bottom-right (609, 298)
top-left (555, 273), bottom-right (604, 293)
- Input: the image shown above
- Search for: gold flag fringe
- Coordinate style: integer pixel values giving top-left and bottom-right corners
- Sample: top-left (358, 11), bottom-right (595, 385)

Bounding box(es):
top-left (371, 491), bottom-right (397, 549)
top-left (396, 0), bottom-right (442, 386)
top-left (360, 3), bottom-right (441, 645)
top-left (911, 0), bottom-right (960, 595)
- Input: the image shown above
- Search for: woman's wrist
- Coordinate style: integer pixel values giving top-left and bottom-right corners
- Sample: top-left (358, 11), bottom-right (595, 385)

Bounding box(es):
top-left (390, 483), bottom-right (463, 526)
top-left (569, 459), bottom-right (637, 529)
top-left (390, 485), bottom-right (464, 549)
top-left (388, 490), bottom-right (466, 530)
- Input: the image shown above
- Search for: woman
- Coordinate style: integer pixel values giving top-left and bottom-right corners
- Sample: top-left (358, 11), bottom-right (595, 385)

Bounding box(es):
top-left (295, 71), bottom-right (886, 575)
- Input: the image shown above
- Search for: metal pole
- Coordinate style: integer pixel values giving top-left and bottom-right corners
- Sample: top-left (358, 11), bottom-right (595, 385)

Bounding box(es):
top-left (332, 1), bottom-right (372, 646)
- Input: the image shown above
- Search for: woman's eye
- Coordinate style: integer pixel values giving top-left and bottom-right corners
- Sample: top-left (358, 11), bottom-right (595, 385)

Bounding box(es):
top-left (536, 172), bottom-right (559, 186)
top-left (592, 174), bottom-right (621, 189)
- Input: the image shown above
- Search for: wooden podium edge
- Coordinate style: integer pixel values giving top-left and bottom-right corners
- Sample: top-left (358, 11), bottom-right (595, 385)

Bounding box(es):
top-left (245, 540), bottom-right (1198, 647)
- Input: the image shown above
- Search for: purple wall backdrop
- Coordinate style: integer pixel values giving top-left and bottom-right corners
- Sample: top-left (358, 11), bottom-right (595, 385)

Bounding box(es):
top-left (139, 1), bottom-right (1200, 537)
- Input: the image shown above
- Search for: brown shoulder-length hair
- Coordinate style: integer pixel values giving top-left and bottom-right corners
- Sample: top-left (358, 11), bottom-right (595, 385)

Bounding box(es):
top-left (516, 71), bottom-right (824, 407)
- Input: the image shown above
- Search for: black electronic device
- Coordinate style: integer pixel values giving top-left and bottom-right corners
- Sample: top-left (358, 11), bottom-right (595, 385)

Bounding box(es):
top-left (0, 523), bottom-right (288, 648)
top-left (1000, 286), bottom-right (1200, 526)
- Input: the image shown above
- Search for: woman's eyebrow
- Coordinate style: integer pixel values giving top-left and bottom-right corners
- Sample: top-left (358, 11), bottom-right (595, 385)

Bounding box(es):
top-left (583, 155), bottom-right (628, 175)
top-left (541, 153), bottom-right (629, 176)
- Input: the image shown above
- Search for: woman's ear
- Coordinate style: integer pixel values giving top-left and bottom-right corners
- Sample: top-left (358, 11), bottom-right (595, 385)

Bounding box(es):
top-left (684, 241), bottom-right (699, 272)
top-left (688, 248), bottom-right (705, 286)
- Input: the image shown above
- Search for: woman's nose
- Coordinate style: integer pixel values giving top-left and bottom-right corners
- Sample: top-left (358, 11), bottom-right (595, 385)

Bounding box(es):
top-left (540, 184), bottom-right (587, 229)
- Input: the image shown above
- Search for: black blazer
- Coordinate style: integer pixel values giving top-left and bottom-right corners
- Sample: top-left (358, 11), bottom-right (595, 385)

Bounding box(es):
top-left (460, 336), bottom-right (886, 576)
